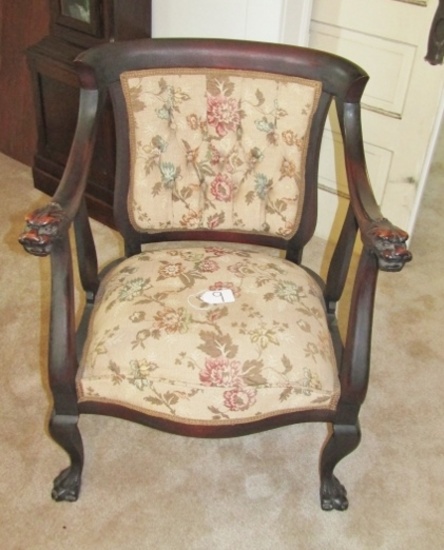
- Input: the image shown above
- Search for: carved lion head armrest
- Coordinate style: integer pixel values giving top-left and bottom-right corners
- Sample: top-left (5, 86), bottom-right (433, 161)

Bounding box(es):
top-left (18, 202), bottom-right (69, 257)
top-left (362, 218), bottom-right (413, 272)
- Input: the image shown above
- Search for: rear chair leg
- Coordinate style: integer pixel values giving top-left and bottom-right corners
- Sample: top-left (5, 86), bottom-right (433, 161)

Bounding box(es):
top-left (320, 423), bottom-right (361, 511)
top-left (49, 412), bottom-right (84, 502)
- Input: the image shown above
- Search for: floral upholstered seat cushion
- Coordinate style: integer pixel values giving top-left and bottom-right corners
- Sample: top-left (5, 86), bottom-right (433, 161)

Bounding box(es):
top-left (77, 246), bottom-right (340, 425)
top-left (120, 69), bottom-right (322, 238)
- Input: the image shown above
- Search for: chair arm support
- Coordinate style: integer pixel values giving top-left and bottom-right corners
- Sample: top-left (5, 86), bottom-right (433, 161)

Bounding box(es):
top-left (361, 217), bottom-right (412, 272)
top-left (340, 249), bottom-right (378, 404)
top-left (48, 238), bottom-right (79, 415)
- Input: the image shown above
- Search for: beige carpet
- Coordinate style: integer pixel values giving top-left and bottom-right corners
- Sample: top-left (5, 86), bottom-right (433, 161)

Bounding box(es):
top-left (0, 150), bottom-right (442, 549)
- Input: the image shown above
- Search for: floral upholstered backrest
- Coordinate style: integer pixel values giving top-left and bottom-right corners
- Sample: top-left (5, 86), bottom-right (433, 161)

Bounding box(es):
top-left (120, 68), bottom-right (322, 238)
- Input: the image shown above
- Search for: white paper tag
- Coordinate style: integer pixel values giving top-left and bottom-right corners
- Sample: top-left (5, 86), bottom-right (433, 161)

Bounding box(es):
top-left (199, 289), bottom-right (235, 305)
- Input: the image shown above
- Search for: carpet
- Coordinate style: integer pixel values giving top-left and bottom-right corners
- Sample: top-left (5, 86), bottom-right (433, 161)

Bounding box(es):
top-left (0, 151), bottom-right (442, 549)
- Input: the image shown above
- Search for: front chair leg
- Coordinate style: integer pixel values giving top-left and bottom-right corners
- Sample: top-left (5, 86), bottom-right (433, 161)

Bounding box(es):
top-left (319, 422), bottom-right (361, 511)
top-left (49, 412), bottom-right (84, 502)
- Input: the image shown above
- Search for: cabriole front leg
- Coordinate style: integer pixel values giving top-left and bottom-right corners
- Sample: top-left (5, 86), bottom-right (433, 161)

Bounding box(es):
top-left (49, 412), bottom-right (84, 502)
top-left (319, 423), bottom-right (361, 511)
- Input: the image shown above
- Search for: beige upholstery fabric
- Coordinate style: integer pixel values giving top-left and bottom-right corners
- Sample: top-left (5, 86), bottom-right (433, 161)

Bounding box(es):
top-left (77, 246), bottom-right (340, 425)
top-left (120, 69), bottom-right (322, 238)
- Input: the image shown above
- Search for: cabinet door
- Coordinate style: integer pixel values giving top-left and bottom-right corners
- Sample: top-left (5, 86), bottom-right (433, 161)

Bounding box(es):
top-left (56, 0), bottom-right (102, 37)
top-left (0, 1), bottom-right (49, 164)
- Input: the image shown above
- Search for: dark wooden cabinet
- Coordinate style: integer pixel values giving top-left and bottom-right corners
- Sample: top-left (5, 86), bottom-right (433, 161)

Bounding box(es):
top-left (27, 1), bottom-right (152, 226)
top-left (0, 1), bottom-right (49, 166)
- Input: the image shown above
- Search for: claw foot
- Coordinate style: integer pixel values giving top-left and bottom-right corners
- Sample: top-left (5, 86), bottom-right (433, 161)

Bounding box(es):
top-left (52, 467), bottom-right (81, 502)
top-left (320, 475), bottom-right (349, 511)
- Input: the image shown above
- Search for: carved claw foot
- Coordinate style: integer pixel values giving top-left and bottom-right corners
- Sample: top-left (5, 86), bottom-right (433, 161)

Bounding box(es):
top-left (320, 475), bottom-right (349, 511)
top-left (52, 466), bottom-right (81, 502)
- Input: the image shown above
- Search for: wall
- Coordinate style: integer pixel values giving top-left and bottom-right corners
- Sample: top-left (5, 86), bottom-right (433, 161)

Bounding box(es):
top-left (152, 0), bottom-right (312, 45)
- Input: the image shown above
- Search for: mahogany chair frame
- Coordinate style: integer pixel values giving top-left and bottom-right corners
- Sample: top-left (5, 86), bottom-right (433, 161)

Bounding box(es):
top-left (19, 38), bottom-right (412, 510)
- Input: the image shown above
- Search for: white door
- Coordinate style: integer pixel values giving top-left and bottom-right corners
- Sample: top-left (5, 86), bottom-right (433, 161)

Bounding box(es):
top-left (152, 0), bottom-right (313, 46)
top-left (310, 0), bottom-right (444, 240)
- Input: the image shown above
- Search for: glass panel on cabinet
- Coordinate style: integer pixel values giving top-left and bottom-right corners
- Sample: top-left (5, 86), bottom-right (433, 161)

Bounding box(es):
top-left (60, 0), bottom-right (91, 23)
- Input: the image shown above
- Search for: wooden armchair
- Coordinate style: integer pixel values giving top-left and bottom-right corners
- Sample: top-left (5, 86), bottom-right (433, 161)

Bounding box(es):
top-left (19, 38), bottom-right (411, 510)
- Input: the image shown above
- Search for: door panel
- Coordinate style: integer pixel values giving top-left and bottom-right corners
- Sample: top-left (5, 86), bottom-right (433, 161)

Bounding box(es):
top-left (312, 21), bottom-right (416, 118)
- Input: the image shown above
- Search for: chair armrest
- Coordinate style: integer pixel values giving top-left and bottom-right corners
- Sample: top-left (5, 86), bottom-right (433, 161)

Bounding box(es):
top-left (336, 100), bottom-right (412, 272)
top-left (19, 87), bottom-right (102, 258)
top-left (362, 217), bottom-right (412, 272)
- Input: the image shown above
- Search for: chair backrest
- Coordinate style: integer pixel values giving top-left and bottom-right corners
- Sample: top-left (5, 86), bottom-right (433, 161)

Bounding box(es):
top-left (75, 39), bottom-right (369, 258)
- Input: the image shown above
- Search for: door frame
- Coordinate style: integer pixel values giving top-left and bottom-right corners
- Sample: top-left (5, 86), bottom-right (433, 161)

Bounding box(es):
top-left (409, 81), bottom-right (444, 237)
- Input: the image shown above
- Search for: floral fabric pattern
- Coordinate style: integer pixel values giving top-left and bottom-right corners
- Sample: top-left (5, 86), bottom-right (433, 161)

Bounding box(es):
top-left (77, 246), bottom-right (340, 424)
top-left (120, 69), bottom-right (322, 238)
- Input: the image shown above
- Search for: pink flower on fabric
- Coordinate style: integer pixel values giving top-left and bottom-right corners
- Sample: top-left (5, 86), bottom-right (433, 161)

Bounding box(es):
top-left (207, 94), bottom-right (241, 137)
top-left (199, 357), bottom-right (242, 387)
top-left (197, 259), bottom-right (220, 273)
top-left (210, 173), bottom-right (234, 202)
top-left (223, 388), bottom-right (257, 411)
